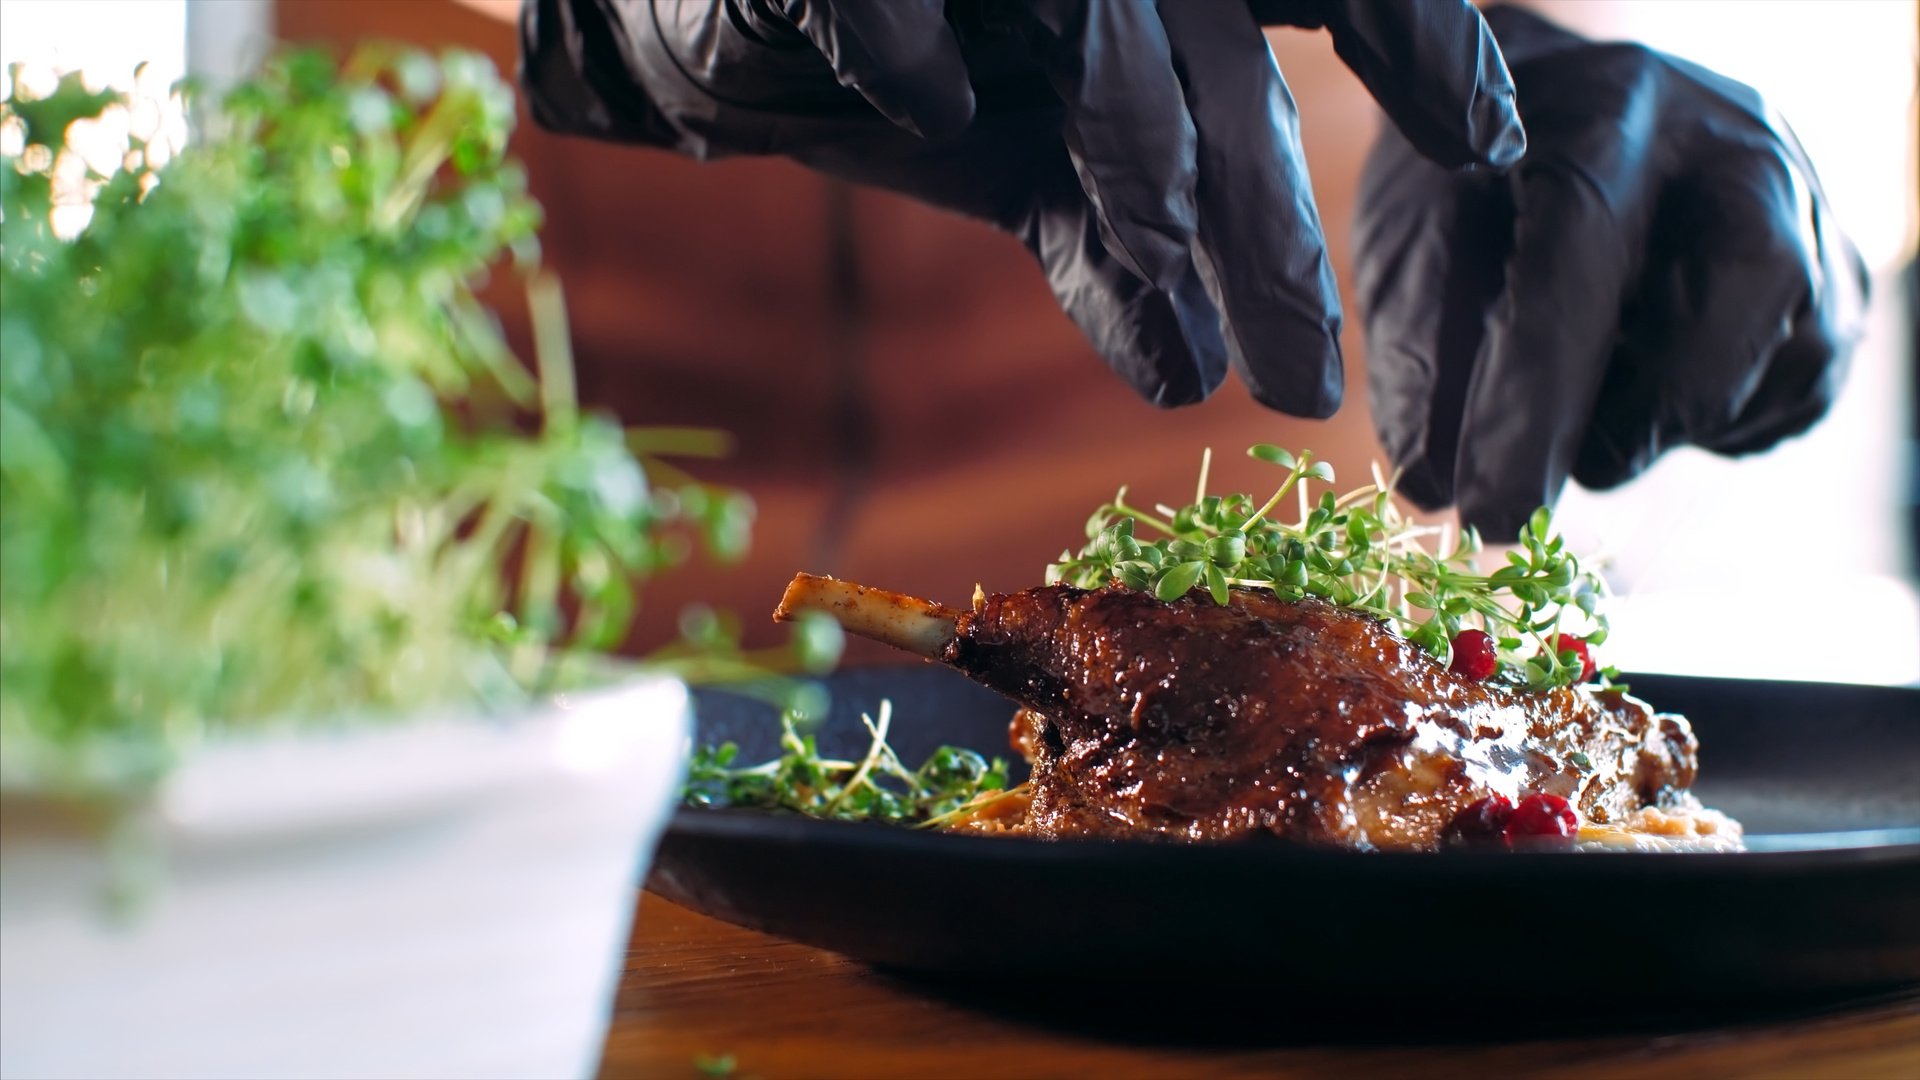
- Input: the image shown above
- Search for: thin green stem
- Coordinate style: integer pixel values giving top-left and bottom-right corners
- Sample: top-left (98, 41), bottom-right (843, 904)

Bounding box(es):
top-left (823, 701), bottom-right (890, 814)
top-left (1109, 499), bottom-right (1177, 536)
top-left (1240, 466), bottom-right (1304, 531)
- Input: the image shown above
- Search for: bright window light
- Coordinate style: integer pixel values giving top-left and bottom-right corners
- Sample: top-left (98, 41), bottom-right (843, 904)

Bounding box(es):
top-left (0, 0), bottom-right (187, 97)
top-left (1, 0), bottom-right (189, 238)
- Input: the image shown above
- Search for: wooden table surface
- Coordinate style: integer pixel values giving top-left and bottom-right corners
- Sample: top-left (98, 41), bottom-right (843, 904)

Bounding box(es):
top-left (598, 894), bottom-right (1920, 1080)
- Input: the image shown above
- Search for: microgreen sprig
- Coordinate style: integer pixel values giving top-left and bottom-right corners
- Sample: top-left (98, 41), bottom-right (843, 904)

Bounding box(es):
top-left (682, 700), bottom-right (1011, 825)
top-left (1047, 446), bottom-right (1616, 691)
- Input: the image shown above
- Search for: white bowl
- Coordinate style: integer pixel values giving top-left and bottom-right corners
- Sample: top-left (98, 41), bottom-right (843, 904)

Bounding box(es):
top-left (0, 677), bottom-right (689, 1080)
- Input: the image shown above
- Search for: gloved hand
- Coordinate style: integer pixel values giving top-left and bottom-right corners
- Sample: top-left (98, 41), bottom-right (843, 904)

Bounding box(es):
top-left (519, 0), bottom-right (1524, 418)
top-left (1354, 4), bottom-right (1868, 537)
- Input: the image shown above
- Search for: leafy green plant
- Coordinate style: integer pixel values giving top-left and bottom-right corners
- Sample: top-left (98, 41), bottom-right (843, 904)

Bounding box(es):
top-left (683, 700), bottom-right (1010, 827)
top-left (1047, 446), bottom-right (1615, 690)
top-left (0, 47), bottom-right (838, 797)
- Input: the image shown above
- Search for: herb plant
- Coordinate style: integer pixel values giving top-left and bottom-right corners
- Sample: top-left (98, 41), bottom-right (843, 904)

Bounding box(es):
top-left (1047, 446), bottom-right (1615, 691)
top-left (683, 700), bottom-right (1010, 827)
top-left (0, 48), bottom-right (838, 796)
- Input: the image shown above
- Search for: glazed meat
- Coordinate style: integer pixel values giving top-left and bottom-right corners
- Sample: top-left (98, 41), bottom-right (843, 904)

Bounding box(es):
top-left (775, 574), bottom-right (1705, 851)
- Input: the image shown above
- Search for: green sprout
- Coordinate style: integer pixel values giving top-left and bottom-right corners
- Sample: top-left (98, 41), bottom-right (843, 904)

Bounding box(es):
top-left (683, 699), bottom-right (1010, 827)
top-left (1046, 446), bottom-right (1617, 691)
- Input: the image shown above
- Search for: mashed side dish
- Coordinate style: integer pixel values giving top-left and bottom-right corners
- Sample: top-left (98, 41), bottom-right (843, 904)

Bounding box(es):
top-left (1577, 804), bottom-right (1746, 852)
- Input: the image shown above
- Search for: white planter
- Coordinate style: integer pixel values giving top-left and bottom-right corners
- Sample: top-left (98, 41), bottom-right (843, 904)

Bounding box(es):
top-left (0, 678), bottom-right (689, 1080)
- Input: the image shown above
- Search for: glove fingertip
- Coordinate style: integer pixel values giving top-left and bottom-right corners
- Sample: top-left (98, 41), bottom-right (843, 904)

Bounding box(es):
top-left (806, 0), bottom-right (977, 139)
top-left (1114, 274), bottom-right (1230, 408)
top-left (1468, 85), bottom-right (1526, 170)
top-left (884, 31), bottom-right (977, 139)
top-left (891, 81), bottom-right (977, 140)
top-left (1455, 446), bottom-right (1564, 542)
top-left (848, 45), bottom-right (976, 139)
top-left (1454, 493), bottom-right (1535, 546)
top-left (1248, 362), bottom-right (1343, 420)
top-left (1342, 1), bottom-right (1527, 171)
top-left (1238, 322), bottom-right (1344, 420)
top-left (1138, 366), bottom-right (1219, 409)
top-left (1389, 459), bottom-right (1454, 513)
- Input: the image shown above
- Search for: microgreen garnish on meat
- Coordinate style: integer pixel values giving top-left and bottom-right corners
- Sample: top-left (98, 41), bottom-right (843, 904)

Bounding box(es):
top-left (682, 700), bottom-right (1011, 824)
top-left (1047, 447), bottom-right (1616, 691)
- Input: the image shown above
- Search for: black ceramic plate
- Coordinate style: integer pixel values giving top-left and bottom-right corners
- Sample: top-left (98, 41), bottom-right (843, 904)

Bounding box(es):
top-left (648, 667), bottom-right (1920, 1027)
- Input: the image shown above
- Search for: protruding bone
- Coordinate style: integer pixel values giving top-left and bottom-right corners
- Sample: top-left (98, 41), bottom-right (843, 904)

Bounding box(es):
top-left (774, 573), bottom-right (959, 659)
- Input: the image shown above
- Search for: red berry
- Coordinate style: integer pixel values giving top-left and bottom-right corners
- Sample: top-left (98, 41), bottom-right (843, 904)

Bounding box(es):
top-left (1449, 629), bottom-right (1498, 681)
top-left (1441, 795), bottom-right (1514, 849)
top-left (1505, 793), bottom-right (1578, 849)
top-left (1549, 634), bottom-right (1597, 683)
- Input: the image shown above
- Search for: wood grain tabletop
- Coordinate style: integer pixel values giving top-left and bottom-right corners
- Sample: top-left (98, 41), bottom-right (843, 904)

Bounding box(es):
top-left (599, 894), bottom-right (1920, 1080)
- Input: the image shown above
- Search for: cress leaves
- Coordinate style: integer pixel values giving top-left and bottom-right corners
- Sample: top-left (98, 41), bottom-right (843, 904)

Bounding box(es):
top-left (1047, 447), bottom-right (1614, 691)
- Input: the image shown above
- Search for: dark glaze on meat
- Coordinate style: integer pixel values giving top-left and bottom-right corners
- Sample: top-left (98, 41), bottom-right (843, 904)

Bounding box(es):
top-left (944, 584), bottom-right (1699, 850)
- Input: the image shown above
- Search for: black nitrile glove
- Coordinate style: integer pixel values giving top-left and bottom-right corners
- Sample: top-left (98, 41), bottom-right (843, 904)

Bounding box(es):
top-left (520, 0), bottom-right (1524, 418)
top-left (1354, 4), bottom-right (1868, 538)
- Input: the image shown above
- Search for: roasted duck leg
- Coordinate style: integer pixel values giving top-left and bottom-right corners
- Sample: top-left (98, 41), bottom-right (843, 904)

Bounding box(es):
top-left (775, 573), bottom-right (1714, 851)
